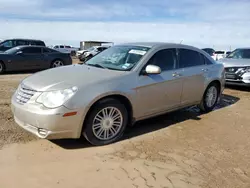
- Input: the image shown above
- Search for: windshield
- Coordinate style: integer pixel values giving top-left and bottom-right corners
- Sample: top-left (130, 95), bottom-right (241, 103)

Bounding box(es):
top-left (227, 49), bottom-right (250, 59)
top-left (5, 47), bottom-right (21, 54)
top-left (87, 47), bottom-right (96, 51)
top-left (85, 45), bottom-right (150, 71)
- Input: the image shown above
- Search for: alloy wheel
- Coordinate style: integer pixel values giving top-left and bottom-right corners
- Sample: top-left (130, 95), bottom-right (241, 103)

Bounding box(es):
top-left (52, 60), bottom-right (64, 67)
top-left (205, 86), bottom-right (218, 108)
top-left (92, 107), bottom-right (123, 141)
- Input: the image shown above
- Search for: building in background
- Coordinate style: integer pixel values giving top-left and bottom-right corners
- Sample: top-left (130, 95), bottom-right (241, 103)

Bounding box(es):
top-left (80, 41), bottom-right (113, 50)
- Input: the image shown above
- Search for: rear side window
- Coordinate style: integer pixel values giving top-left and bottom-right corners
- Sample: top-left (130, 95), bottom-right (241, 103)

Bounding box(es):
top-left (178, 49), bottom-right (204, 68)
top-left (17, 40), bottom-right (27, 46)
top-left (35, 41), bottom-right (45, 46)
top-left (65, 46), bottom-right (71, 48)
top-left (22, 47), bottom-right (42, 54)
top-left (43, 48), bottom-right (53, 53)
top-left (147, 49), bottom-right (176, 71)
top-left (202, 54), bottom-right (213, 65)
top-left (215, 51), bottom-right (225, 54)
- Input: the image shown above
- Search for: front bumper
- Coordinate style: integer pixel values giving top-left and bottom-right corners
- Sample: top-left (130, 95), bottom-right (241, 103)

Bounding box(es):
top-left (11, 95), bottom-right (85, 139)
top-left (225, 71), bottom-right (250, 87)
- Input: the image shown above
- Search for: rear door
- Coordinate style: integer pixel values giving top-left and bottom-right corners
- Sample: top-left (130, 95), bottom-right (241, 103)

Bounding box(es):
top-left (177, 48), bottom-right (207, 106)
top-left (136, 48), bottom-right (183, 117)
top-left (21, 47), bottom-right (43, 70)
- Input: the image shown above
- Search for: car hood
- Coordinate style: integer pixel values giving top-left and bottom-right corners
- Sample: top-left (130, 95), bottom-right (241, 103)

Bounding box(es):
top-left (22, 64), bottom-right (126, 92)
top-left (218, 58), bottom-right (250, 68)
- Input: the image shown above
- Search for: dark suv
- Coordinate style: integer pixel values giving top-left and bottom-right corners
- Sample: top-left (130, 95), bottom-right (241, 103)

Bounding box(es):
top-left (0, 39), bottom-right (46, 52)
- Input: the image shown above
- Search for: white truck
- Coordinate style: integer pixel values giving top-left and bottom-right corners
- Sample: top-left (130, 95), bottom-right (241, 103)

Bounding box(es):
top-left (53, 45), bottom-right (79, 56)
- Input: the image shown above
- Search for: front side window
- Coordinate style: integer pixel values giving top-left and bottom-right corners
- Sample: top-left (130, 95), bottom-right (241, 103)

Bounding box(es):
top-left (59, 45), bottom-right (64, 48)
top-left (147, 49), bottom-right (176, 71)
top-left (0, 40), bottom-right (14, 48)
top-left (5, 47), bottom-right (21, 54)
top-left (22, 47), bottom-right (42, 54)
top-left (178, 49), bottom-right (204, 68)
top-left (85, 45), bottom-right (150, 71)
top-left (227, 49), bottom-right (250, 59)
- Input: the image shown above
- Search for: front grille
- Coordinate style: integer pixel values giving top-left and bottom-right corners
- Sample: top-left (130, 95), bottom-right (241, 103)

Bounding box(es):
top-left (16, 84), bottom-right (37, 104)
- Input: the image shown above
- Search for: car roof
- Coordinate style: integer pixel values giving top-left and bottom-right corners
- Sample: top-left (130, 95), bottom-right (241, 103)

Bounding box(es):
top-left (2, 38), bottom-right (44, 42)
top-left (14, 45), bottom-right (48, 49)
top-left (117, 42), bottom-right (203, 51)
top-left (236, 47), bottom-right (250, 50)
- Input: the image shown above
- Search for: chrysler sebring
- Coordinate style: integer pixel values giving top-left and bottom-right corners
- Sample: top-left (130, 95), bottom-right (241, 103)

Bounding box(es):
top-left (11, 43), bottom-right (225, 145)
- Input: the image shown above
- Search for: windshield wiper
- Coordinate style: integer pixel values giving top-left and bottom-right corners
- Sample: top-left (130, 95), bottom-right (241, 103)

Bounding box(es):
top-left (86, 63), bottom-right (107, 69)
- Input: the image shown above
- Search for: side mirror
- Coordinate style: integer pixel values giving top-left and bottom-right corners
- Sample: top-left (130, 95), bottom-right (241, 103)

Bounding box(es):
top-left (16, 51), bottom-right (23, 55)
top-left (142, 65), bottom-right (161, 75)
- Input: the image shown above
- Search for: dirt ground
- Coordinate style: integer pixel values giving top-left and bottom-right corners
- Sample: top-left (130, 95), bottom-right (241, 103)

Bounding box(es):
top-left (0, 70), bottom-right (250, 188)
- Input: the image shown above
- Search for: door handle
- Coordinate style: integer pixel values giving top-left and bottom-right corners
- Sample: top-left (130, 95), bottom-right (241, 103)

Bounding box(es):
top-left (172, 72), bottom-right (181, 77)
top-left (202, 68), bottom-right (209, 72)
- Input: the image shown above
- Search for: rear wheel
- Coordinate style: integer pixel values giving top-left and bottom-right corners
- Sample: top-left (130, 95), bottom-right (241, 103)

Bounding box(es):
top-left (199, 83), bottom-right (220, 113)
top-left (0, 61), bottom-right (5, 74)
top-left (51, 60), bottom-right (64, 68)
top-left (83, 98), bottom-right (128, 146)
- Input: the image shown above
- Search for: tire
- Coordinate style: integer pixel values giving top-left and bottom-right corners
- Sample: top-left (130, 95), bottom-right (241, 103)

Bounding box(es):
top-left (0, 61), bottom-right (5, 74)
top-left (83, 98), bottom-right (128, 146)
top-left (199, 82), bottom-right (220, 113)
top-left (50, 59), bottom-right (64, 68)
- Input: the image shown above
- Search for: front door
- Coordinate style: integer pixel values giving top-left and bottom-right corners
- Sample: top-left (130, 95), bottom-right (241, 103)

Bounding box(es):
top-left (135, 48), bottom-right (183, 118)
top-left (21, 47), bottom-right (43, 70)
top-left (177, 48), bottom-right (207, 105)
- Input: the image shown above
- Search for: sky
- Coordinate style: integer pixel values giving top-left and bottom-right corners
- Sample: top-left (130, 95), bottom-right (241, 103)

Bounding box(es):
top-left (0, 0), bottom-right (250, 50)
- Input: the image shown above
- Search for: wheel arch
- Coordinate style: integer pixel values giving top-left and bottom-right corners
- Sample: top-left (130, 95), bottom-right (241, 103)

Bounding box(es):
top-left (81, 93), bottom-right (134, 134)
top-left (0, 60), bottom-right (6, 72)
top-left (205, 79), bottom-right (222, 94)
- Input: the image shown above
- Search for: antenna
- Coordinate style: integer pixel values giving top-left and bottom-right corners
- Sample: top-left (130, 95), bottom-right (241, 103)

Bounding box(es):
top-left (180, 40), bottom-right (183, 44)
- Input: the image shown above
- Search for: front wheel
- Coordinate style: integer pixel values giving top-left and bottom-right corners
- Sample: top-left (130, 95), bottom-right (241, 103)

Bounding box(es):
top-left (0, 61), bottom-right (5, 74)
top-left (83, 98), bottom-right (128, 146)
top-left (199, 83), bottom-right (220, 113)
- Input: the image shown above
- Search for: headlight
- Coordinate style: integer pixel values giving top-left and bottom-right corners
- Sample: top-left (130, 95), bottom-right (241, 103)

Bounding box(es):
top-left (84, 52), bottom-right (90, 56)
top-left (245, 67), bottom-right (250, 72)
top-left (36, 87), bottom-right (78, 108)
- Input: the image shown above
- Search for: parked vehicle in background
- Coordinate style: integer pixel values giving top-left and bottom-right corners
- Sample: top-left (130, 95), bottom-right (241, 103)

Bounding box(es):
top-left (202, 48), bottom-right (216, 60)
top-left (218, 48), bottom-right (250, 87)
top-left (79, 46), bottom-right (109, 62)
top-left (0, 46), bottom-right (72, 74)
top-left (0, 39), bottom-right (45, 52)
top-left (11, 42), bottom-right (225, 146)
top-left (53, 45), bottom-right (79, 56)
top-left (76, 49), bottom-right (88, 57)
top-left (214, 51), bottom-right (227, 60)
top-left (226, 51), bottom-right (232, 56)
